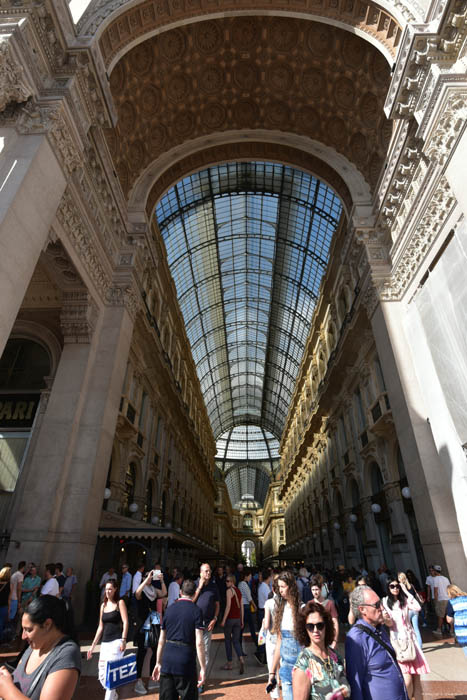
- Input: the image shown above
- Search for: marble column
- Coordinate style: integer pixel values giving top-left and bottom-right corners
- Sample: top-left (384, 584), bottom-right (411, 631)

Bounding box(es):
top-left (50, 299), bottom-right (135, 602)
top-left (8, 292), bottom-right (97, 559)
top-left (371, 300), bottom-right (467, 583)
top-left (0, 129), bottom-right (66, 356)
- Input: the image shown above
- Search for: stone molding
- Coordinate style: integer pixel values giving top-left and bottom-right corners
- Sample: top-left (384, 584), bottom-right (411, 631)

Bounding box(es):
top-left (56, 190), bottom-right (111, 296)
top-left (385, 1), bottom-right (467, 121)
top-left (60, 290), bottom-right (99, 343)
top-left (94, 0), bottom-right (403, 69)
top-left (381, 175), bottom-right (456, 300)
top-left (0, 37), bottom-right (34, 112)
top-left (13, 100), bottom-right (83, 175)
top-left (104, 281), bottom-right (140, 320)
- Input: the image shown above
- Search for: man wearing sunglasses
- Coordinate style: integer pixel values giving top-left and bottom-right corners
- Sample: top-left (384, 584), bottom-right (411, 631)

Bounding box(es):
top-left (345, 585), bottom-right (408, 700)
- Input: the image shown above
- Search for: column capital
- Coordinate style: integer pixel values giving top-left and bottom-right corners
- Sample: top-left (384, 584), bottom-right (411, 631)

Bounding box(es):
top-left (15, 100), bottom-right (83, 175)
top-left (60, 291), bottom-right (98, 344)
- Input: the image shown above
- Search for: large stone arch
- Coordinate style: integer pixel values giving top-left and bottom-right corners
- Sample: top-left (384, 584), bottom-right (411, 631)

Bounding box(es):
top-left (102, 14), bottom-right (393, 206)
top-left (130, 137), bottom-right (365, 221)
top-left (88, 1), bottom-right (411, 70)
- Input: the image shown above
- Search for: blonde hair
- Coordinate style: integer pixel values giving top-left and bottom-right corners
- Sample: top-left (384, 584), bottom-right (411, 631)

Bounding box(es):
top-left (226, 575), bottom-right (236, 585)
top-left (447, 584), bottom-right (467, 598)
top-left (0, 566), bottom-right (11, 582)
top-left (398, 572), bottom-right (408, 585)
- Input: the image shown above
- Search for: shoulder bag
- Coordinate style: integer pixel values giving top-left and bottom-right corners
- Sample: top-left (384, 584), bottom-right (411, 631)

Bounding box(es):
top-left (355, 623), bottom-right (398, 663)
top-left (390, 633), bottom-right (416, 662)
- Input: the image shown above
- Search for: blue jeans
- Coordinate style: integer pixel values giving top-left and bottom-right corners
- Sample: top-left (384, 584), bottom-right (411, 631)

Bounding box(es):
top-left (8, 600), bottom-right (18, 621)
top-left (410, 611), bottom-right (422, 649)
top-left (223, 618), bottom-right (243, 661)
top-left (241, 605), bottom-right (257, 649)
top-left (279, 630), bottom-right (302, 700)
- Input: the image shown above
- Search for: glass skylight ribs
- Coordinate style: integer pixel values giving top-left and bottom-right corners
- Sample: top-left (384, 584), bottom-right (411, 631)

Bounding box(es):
top-left (155, 162), bottom-right (342, 506)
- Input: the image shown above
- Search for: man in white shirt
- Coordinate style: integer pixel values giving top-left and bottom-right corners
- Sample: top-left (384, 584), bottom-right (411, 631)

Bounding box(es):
top-left (257, 569), bottom-right (271, 629)
top-left (132, 563), bottom-right (145, 595)
top-left (9, 561), bottom-right (26, 620)
top-left (432, 565), bottom-right (451, 635)
top-left (426, 565), bottom-right (436, 604)
top-left (41, 563), bottom-right (60, 596)
top-left (167, 572), bottom-right (183, 606)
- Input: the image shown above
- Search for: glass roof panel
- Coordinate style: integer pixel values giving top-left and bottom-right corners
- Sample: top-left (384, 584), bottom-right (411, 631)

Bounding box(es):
top-left (155, 162), bottom-right (342, 506)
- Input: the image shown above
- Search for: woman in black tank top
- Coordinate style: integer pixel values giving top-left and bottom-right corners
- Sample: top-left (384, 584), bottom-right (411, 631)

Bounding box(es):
top-left (88, 580), bottom-right (129, 700)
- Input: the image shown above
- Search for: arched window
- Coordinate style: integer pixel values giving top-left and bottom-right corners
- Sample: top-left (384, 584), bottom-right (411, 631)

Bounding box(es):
top-left (0, 338), bottom-right (50, 391)
top-left (243, 513), bottom-right (253, 530)
top-left (123, 463), bottom-right (136, 516)
top-left (144, 480), bottom-right (153, 523)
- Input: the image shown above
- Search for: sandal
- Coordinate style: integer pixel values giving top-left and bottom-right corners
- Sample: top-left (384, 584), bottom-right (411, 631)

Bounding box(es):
top-left (220, 664), bottom-right (233, 670)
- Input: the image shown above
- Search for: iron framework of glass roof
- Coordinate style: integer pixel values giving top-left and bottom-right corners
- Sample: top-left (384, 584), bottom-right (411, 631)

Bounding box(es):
top-left (155, 162), bottom-right (342, 507)
top-left (215, 425), bottom-right (279, 507)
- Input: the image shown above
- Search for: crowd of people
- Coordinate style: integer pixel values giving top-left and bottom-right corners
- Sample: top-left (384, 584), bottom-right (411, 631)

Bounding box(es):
top-left (0, 561), bottom-right (77, 642)
top-left (0, 557), bottom-right (465, 700)
top-left (85, 559), bottom-right (466, 700)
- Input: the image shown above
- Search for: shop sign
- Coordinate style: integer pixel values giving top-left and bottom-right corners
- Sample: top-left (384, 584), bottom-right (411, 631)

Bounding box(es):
top-left (0, 394), bottom-right (40, 428)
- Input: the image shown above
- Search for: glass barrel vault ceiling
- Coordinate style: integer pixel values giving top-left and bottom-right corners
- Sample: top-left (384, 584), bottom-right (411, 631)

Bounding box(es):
top-left (155, 162), bottom-right (343, 507)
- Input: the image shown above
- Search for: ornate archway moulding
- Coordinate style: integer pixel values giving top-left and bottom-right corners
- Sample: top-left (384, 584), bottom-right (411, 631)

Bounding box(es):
top-left (127, 132), bottom-right (374, 224)
top-left (95, 3), bottom-right (403, 72)
top-left (10, 320), bottom-right (63, 379)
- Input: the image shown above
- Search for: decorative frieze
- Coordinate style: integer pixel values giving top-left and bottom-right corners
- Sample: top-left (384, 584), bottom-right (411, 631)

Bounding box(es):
top-left (60, 290), bottom-right (98, 343)
top-left (381, 175), bottom-right (456, 299)
top-left (0, 38), bottom-right (34, 112)
top-left (56, 190), bottom-right (111, 296)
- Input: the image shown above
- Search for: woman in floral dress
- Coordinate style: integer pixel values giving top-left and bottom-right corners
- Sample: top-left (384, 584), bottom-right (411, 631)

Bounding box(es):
top-left (292, 601), bottom-right (350, 700)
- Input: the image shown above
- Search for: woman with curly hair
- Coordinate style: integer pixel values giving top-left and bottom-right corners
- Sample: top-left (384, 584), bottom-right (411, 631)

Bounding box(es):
top-left (269, 571), bottom-right (304, 700)
top-left (292, 601), bottom-right (350, 699)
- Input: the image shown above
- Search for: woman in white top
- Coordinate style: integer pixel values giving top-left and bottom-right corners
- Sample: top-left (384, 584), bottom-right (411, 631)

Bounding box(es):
top-left (383, 578), bottom-right (429, 700)
top-left (269, 572), bottom-right (303, 700)
top-left (262, 575), bottom-right (279, 699)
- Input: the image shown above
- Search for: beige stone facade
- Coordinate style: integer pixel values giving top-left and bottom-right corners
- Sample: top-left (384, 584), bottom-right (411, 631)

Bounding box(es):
top-left (0, 0), bottom-right (467, 618)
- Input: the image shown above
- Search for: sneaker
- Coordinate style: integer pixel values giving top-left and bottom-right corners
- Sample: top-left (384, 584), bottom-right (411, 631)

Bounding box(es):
top-left (147, 679), bottom-right (159, 690)
top-left (432, 629), bottom-right (442, 636)
top-left (198, 684), bottom-right (205, 694)
top-left (134, 679), bottom-right (148, 695)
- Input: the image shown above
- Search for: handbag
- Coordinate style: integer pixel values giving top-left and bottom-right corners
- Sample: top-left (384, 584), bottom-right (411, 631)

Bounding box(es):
top-left (391, 633), bottom-right (417, 662)
top-left (142, 610), bottom-right (161, 648)
top-left (249, 600), bottom-right (257, 613)
top-left (105, 653), bottom-right (137, 690)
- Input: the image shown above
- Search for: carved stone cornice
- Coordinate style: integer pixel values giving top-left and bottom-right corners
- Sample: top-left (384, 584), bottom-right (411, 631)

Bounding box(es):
top-left (423, 85), bottom-right (467, 166)
top-left (56, 190), bottom-right (111, 296)
top-left (385, 0), bottom-right (467, 121)
top-left (60, 290), bottom-right (98, 343)
top-left (380, 175), bottom-right (456, 300)
top-left (0, 37), bottom-right (34, 112)
top-left (13, 100), bottom-right (83, 175)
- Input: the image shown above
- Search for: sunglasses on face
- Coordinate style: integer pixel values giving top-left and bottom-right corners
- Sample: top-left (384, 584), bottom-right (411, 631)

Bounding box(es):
top-left (306, 622), bottom-right (325, 632)
top-left (360, 600), bottom-right (382, 609)
top-left (389, 584), bottom-right (400, 589)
